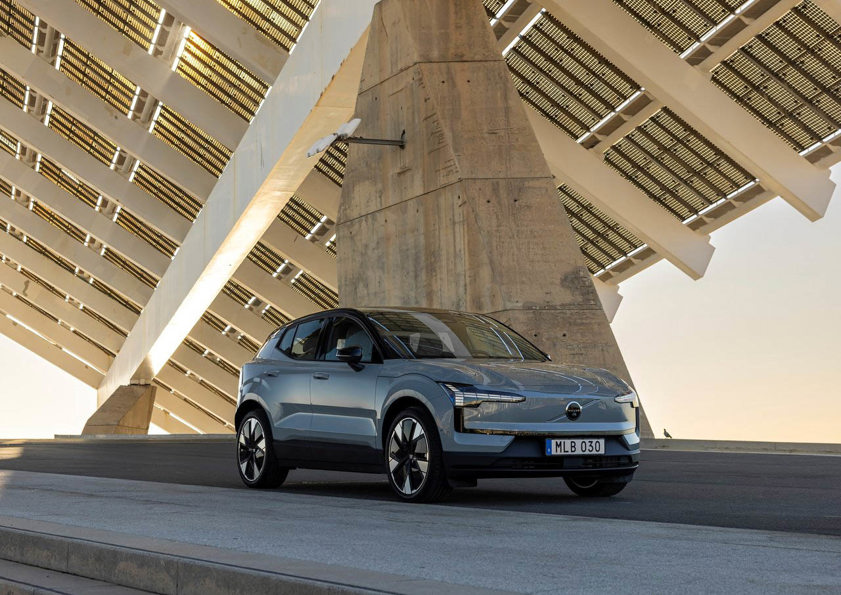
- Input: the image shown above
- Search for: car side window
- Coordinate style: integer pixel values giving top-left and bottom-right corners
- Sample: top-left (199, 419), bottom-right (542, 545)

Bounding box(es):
top-left (256, 328), bottom-right (282, 360)
top-left (277, 326), bottom-right (294, 355)
top-left (289, 318), bottom-right (325, 360)
top-left (323, 317), bottom-right (375, 363)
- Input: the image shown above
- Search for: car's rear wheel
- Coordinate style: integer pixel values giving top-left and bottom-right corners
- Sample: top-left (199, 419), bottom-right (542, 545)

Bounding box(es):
top-left (385, 407), bottom-right (451, 503)
top-left (564, 475), bottom-right (629, 497)
top-left (236, 410), bottom-right (288, 489)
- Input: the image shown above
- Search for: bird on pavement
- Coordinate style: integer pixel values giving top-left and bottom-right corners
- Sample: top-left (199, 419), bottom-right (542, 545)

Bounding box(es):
top-left (664, 429), bottom-right (672, 439)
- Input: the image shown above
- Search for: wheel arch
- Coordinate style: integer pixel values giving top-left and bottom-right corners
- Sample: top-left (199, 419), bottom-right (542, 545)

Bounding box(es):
top-left (381, 395), bottom-right (432, 449)
top-left (235, 398), bottom-right (267, 431)
top-left (379, 375), bottom-right (454, 450)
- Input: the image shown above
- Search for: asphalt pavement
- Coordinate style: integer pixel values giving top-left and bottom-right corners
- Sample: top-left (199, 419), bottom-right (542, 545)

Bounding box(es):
top-left (0, 439), bottom-right (838, 537)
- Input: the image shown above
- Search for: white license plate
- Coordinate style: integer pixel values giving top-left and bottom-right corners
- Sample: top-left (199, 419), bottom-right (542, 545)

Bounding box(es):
top-left (545, 438), bottom-right (605, 456)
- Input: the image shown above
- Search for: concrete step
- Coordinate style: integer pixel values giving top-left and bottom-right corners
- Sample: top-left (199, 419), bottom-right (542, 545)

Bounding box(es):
top-left (0, 558), bottom-right (153, 594)
top-left (0, 522), bottom-right (376, 595)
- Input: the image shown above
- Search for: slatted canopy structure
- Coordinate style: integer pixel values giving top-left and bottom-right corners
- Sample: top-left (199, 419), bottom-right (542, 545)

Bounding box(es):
top-left (0, 0), bottom-right (836, 433)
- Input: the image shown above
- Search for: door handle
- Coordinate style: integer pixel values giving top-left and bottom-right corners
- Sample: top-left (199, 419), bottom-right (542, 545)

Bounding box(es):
top-left (312, 372), bottom-right (330, 380)
top-left (266, 371), bottom-right (278, 377)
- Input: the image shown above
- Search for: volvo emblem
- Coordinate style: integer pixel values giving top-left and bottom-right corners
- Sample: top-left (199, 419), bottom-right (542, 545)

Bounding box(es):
top-left (565, 401), bottom-right (582, 421)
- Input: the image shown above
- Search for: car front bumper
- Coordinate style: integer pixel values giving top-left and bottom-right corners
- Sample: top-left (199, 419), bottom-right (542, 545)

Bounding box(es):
top-left (443, 434), bottom-right (639, 479)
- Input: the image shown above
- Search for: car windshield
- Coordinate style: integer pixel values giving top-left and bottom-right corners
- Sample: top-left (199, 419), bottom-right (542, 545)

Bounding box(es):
top-left (366, 310), bottom-right (546, 361)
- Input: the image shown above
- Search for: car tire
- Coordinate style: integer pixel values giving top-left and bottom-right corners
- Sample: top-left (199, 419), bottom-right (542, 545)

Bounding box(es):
top-left (236, 409), bottom-right (288, 489)
top-left (564, 475), bottom-right (629, 497)
top-left (385, 406), bottom-right (452, 503)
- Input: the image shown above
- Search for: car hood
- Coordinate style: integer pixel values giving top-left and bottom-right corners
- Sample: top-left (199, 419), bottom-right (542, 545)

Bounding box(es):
top-left (395, 359), bottom-right (631, 397)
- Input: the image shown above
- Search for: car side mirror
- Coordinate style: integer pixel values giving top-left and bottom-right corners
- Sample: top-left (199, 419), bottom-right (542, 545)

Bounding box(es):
top-left (336, 345), bottom-right (363, 367)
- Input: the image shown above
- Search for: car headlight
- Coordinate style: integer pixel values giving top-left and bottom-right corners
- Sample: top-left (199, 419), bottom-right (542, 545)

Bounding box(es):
top-left (614, 391), bottom-right (639, 407)
top-left (440, 383), bottom-right (525, 407)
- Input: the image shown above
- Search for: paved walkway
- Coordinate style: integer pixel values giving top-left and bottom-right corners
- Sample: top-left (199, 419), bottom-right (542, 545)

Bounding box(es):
top-left (0, 470), bottom-right (839, 593)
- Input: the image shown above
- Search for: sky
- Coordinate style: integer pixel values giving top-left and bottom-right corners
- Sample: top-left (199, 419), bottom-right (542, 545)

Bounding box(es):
top-left (0, 181), bottom-right (839, 442)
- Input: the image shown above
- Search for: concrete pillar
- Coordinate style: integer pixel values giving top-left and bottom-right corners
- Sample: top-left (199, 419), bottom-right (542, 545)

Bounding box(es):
top-left (337, 0), bottom-right (653, 438)
top-left (82, 384), bottom-right (156, 435)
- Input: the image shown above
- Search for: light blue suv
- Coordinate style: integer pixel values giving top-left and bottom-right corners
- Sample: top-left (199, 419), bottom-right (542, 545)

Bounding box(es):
top-left (236, 308), bottom-right (640, 502)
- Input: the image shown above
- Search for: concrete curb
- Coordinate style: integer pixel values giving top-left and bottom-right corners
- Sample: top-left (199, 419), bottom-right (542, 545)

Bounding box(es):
top-left (0, 517), bottom-right (510, 595)
top-left (644, 438), bottom-right (841, 455)
top-left (52, 434), bottom-right (233, 442)
top-left (47, 435), bottom-right (841, 456)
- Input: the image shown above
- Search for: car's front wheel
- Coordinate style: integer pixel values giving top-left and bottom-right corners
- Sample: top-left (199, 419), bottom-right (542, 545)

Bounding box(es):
top-left (564, 475), bottom-right (630, 497)
top-left (236, 410), bottom-right (288, 489)
top-left (385, 407), bottom-right (451, 503)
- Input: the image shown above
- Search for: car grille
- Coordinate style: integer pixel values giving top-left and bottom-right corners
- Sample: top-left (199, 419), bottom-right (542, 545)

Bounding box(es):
top-left (490, 455), bottom-right (634, 471)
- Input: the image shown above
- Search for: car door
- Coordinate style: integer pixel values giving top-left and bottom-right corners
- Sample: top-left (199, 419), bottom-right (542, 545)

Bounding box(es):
top-left (254, 317), bottom-right (326, 442)
top-left (309, 315), bottom-right (382, 453)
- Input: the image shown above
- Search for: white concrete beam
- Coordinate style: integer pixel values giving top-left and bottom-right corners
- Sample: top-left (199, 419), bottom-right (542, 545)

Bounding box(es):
top-left (233, 260), bottom-right (320, 321)
top-left (0, 264), bottom-right (123, 353)
top-left (0, 312), bottom-right (102, 387)
top-left (151, 406), bottom-right (197, 434)
top-left (207, 293), bottom-right (275, 345)
top-left (543, 0), bottom-right (835, 222)
top-left (155, 364), bottom-right (235, 424)
top-left (813, 0), bottom-right (841, 29)
top-left (0, 102), bottom-right (190, 242)
top-left (527, 109), bottom-right (715, 280)
top-left (0, 233), bottom-right (137, 332)
top-left (188, 319), bottom-right (256, 368)
top-left (0, 152), bottom-right (169, 278)
top-left (154, 0), bottom-right (286, 83)
top-left (97, 1), bottom-right (377, 402)
top-left (296, 170), bottom-right (341, 219)
top-left (152, 390), bottom-right (230, 434)
top-left (0, 36), bottom-right (215, 200)
top-left (261, 220), bottom-right (338, 291)
top-left (694, 1), bottom-right (802, 71)
top-left (592, 277), bottom-right (622, 323)
top-left (15, 0), bottom-right (247, 148)
top-left (0, 199), bottom-right (153, 306)
top-left (170, 345), bottom-right (238, 402)
top-left (589, 99), bottom-right (663, 154)
top-left (0, 288), bottom-right (112, 372)
top-left (495, 3), bottom-right (543, 51)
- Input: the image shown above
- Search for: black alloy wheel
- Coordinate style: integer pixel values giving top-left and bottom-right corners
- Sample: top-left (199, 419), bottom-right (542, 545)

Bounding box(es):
top-left (385, 406), bottom-right (451, 502)
top-left (236, 409), bottom-right (288, 488)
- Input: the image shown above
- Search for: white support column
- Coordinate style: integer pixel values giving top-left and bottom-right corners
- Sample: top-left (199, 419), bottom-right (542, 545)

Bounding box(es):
top-left (0, 36), bottom-right (215, 200)
top-left (543, 0), bottom-right (835, 221)
top-left (527, 109), bottom-right (715, 280)
top-left (261, 220), bottom-right (338, 290)
top-left (0, 199), bottom-right (153, 306)
top-left (233, 261), bottom-right (320, 321)
top-left (97, 1), bottom-right (377, 402)
top-left (0, 264), bottom-right (124, 353)
top-left (0, 152), bottom-right (169, 278)
top-left (0, 289), bottom-right (112, 372)
top-left (151, 406), bottom-right (197, 434)
top-left (153, 391), bottom-right (230, 434)
top-left (155, 364), bottom-right (235, 424)
top-left (592, 277), bottom-right (622, 323)
top-left (0, 102), bottom-right (190, 242)
top-left (0, 233), bottom-right (137, 332)
top-left (154, 0), bottom-right (286, 83)
top-left (16, 0), bottom-right (247, 148)
top-left (207, 293), bottom-right (275, 344)
top-left (0, 312), bottom-right (102, 387)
